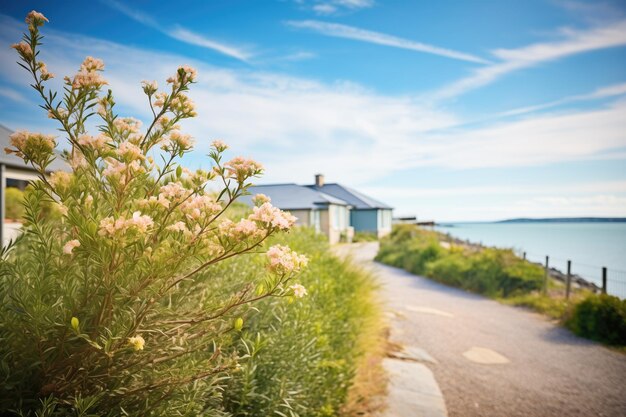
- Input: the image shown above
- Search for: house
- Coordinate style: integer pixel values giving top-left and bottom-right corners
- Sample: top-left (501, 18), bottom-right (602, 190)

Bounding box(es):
top-left (1, 124), bottom-right (68, 245)
top-left (241, 175), bottom-right (393, 243)
top-left (239, 183), bottom-right (353, 244)
top-left (307, 174), bottom-right (393, 238)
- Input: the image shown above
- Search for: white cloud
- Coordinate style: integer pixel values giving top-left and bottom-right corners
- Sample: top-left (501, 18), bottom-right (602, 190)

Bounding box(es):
top-left (0, 86), bottom-right (29, 103)
top-left (312, 4), bottom-right (338, 15)
top-left (1, 13), bottom-right (625, 195)
top-left (495, 82), bottom-right (626, 117)
top-left (362, 182), bottom-right (626, 220)
top-left (305, 0), bottom-right (374, 15)
top-left (361, 180), bottom-right (626, 200)
top-left (433, 19), bottom-right (626, 99)
top-left (286, 20), bottom-right (490, 64)
top-left (102, 0), bottom-right (251, 61)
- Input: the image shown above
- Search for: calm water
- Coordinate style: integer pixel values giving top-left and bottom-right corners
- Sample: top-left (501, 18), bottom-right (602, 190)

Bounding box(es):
top-left (435, 222), bottom-right (626, 297)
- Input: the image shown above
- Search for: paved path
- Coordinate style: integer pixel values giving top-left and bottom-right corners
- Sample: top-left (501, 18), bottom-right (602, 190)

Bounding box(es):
top-left (338, 243), bottom-right (626, 417)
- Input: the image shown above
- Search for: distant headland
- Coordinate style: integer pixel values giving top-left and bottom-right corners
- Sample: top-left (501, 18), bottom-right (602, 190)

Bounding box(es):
top-left (496, 217), bottom-right (626, 223)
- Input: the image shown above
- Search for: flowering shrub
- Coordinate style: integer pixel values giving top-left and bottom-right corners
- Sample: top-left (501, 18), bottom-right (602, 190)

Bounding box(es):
top-left (0, 11), bottom-right (307, 415)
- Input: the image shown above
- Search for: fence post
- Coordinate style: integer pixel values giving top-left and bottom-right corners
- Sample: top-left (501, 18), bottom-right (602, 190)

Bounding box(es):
top-left (602, 267), bottom-right (607, 294)
top-left (565, 260), bottom-right (572, 300)
top-left (543, 256), bottom-right (550, 294)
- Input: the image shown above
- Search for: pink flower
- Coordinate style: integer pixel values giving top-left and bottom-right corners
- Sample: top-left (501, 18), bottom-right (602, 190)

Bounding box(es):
top-left (63, 239), bottom-right (80, 255)
top-left (141, 80), bottom-right (158, 95)
top-left (25, 10), bottom-right (48, 28)
top-left (71, 71), bottom-right (107, 89)
top-left (211, 140), bottom-right (228, 152)
top-left (249, 203), bottom-right (296, 231)
top-left (49, 171), bottom-right (72, 189)
top-left (11, 42), bottom-right (33, 59)
top-left (224, 157), bottom-right (263, 182)
top-left (266, 245), bottom-right (308, 275)
top-left (78, 134), bottom-right (108, 152)
top-left (168, 131), bottom-right (194, 150)
top-left (166, 221), bottom-right (188, 233)
top-left (159, 182), bottom-right (188, 200)
top-left (116, 141), bottom-right (144, 161)
top-left (113, 117), bottom-right (142, 135)
top-left (290, 284), bottom-right (308, 298)
top-left (37, 62), bottom-right (54, 80)
top-left (252, 194), bottom-right (271, 205)
top-left (80, 56), bottom-right (105, 73)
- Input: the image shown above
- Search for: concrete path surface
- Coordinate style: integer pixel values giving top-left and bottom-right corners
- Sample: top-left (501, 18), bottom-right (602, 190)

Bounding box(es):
top-left (337, 243), bottom-right (626, 417)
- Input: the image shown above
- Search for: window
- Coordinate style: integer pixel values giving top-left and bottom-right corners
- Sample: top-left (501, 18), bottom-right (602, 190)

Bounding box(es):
top-left (310, 210), bottom-right (321, 232)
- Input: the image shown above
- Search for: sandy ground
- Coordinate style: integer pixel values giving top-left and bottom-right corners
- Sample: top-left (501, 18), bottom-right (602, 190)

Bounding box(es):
top-left (338, 243), bottom-right (626, 417)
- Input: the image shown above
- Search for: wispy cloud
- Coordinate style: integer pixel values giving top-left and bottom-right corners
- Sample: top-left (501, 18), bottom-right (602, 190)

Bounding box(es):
top-left (299, 0), bottom-right (374, 15)
top-left (0, 86), bottom-right (29, 103)
top-left (495, 82), bottom-right (626, 117)
top-left (432, 19), bottom-right (626, 99)
top-left (286, 20), bottom-right (490, 64)
top-left (102, 0), bottom-right (251, 61)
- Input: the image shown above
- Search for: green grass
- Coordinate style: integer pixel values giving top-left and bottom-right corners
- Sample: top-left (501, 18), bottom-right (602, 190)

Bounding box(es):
top-left (210, 227), bottom-right (386, 417)
top-left (352, 232), bottom-right (378, 243)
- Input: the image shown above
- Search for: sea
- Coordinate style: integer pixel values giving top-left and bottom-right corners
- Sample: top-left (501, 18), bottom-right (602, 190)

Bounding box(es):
top-left (434, 222), bottom-right (626, 298)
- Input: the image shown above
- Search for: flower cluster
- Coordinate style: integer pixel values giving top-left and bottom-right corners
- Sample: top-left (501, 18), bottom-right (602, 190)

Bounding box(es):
top-left (211, 140), bottom-right (228, 152)
top-left (167, 65), bottom-right (197, 87)
top-left (71, 56), bottom-right (107, 89)
top-left (63, 239), bottom-right (81, 255)
top-left (180, 195), bottom-right (222, 221)
top-left (266, 245), bottom-right (308, 275)
top-left (290, 284), bottom-right (308, 298)
top-left (25, 10), bottom-right (48, 30)
top-left (102, 158), bottom-right (145, 183)
top-left (6, 131), bottom-right (57, 168)
top-left (224, 157), bottom-right (264, 183)
top-left (249, 202), bottom-right (297, 230)
top-left (169, 93), bottom-right (196, 117)
top-left (78, 134), bottom-right (108, 152)
top-left (252, 193), bottom-right (271, 205)
top-left (128, 335), bottom-right (145, 351)
top-left (99, 212), bottom-right (154, 237)
top-left (141, 80), bottom-right (158, 95)
top-left (11, 42), bottom-right (33, 59)
top-left (162, 130), bottom-right (194, 152)
top-left (116, 141), bottom-right (144, 161)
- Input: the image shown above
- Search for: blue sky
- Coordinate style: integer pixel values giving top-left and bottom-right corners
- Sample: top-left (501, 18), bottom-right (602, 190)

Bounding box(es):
top-left (1, 0), bottom-right (625, 221)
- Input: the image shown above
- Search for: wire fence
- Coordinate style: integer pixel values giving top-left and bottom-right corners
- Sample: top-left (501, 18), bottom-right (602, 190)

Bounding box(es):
top-left (520, 251), bottom-right (626, 299)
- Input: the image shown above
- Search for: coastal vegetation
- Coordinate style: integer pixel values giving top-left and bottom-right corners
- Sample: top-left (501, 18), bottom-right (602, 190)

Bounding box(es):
top-left (376, 224), bottom-right (626, 346)
top-left (0, 12), bottom-right (384, 416)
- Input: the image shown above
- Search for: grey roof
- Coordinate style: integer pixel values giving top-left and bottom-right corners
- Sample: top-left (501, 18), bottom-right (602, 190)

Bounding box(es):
top-left (307, 183), bottom-right (393, 210)
top-left (240, 183), bottom-right (349, 210)
top-left (0, 124), bottom-right (70, 172)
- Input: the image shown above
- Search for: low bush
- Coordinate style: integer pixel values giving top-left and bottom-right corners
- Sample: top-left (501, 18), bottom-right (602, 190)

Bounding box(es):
top-left (5, 187), bottom-right (24, 220)
top-left (566, 294), bottom-right (626, 346)
top-left (219, 228), bottom-right (384, 417)
top-left (376, 224), bottom-right (543, 297)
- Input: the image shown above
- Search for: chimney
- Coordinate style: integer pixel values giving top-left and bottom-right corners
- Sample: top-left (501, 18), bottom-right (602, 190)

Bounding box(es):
top-left (315, 174), bottom-right (324, 188)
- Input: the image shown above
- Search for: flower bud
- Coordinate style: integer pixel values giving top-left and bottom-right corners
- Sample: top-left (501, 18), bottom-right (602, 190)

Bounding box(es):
top-left (71, 317), bottom-right (79, 331)
top-left (234, 317), bottom-right (244, 332)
